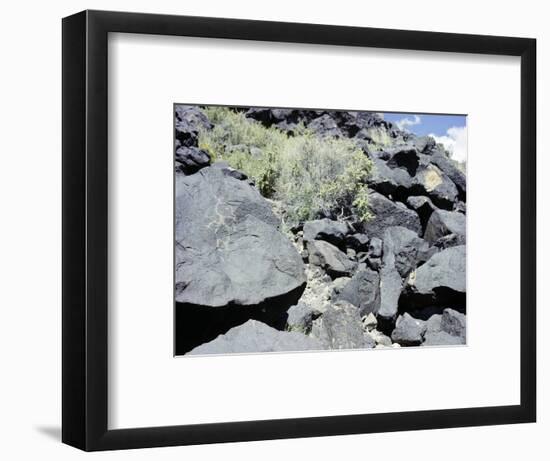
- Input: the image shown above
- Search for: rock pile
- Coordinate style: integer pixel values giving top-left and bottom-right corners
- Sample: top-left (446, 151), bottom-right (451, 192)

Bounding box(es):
top-left (174, 105), bottom-right (467, 355)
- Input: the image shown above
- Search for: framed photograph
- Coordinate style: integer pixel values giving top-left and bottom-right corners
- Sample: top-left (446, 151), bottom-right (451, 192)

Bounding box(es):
top-left (62, 10), bottom-right (536, 451)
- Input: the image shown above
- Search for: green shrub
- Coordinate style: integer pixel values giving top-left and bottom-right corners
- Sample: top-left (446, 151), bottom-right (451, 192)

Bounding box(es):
top-left (198, 107), bottom-right (373, 225)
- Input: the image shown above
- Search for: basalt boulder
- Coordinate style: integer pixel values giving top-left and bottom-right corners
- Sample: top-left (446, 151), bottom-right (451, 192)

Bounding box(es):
top-left (307, 240), bottom-right (356, 278)
top-left (362, 192), bottom-right (422, 238)
top-left (311, 301), bottom-right (373, 350)
top-left (405, 245), bottom-right (466, 309)
top-left (424, 209), bottom-right (466, 245)
top-left (303, 218), bottom-right (349, 247)
top-left (188, 320), bottom-right (323, 355)
top-left (175, 146), bottom-right (211, 174)
top-left (175, 165), bottom-right (306, 307)
top-left (391, 313), bottom-right (426, 346)
top-left (333, 268), bottom-right (381, 316)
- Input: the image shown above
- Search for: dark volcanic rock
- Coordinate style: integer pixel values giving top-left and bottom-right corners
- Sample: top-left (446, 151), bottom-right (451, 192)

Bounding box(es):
top-left (430, 153), bottom-right (467, 199)
top-left (174, 105), bottom-right (212, 148)
top-left (333, 268), bottom-right (380, 316)
top-left (441, 308), bottom-right (466, 339)
top-left (368, 237), bottom-right (383, 258)
top-left (286, 302), bottom-right (316, 333)
top-left (345, 233), bottom-right (370, 251)
top-left (413, 163), bottom-right (459, 210)
top-left (422, 309), bottom-right (466, 345)
top-left (175, 165), bottom-right (306, 307)
top-left (363, 192), bottom-right (422, 238)
top-left (307, 240), bottom-right (356, 278)
top-left (303, 219), bottom-right (349, 247)
top-left (378, 264), bottom-right (402, 325)
top-left (406, 196), bottom-right (437, 231)
top-left (311, 301), bottom-right (372, 350)
top-left (188, 320), bottom-right (323, 355)
top-left (175, 146), bottom-right (211, 174)
top-left (434, 233), bottom-right (466, 250)
top-left (383, 226), bottom-right (431, 278)
top-left (385, 145), bottom-right (420, 176)
top-left (391, 313), bottom-right (426, 346)
top-left (308, 114), bottom-right (343, 138)
top-left (423, 330), bottom-right (464, 346)
top-left (405, 245), bottom-right (466, 309)
top-left (424, 209), bottom-right (466, 245)
top-left (367, 158), bottom-right (413, 200)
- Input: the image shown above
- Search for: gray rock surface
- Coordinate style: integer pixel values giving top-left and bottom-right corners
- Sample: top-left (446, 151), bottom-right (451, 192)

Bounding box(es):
top-left (413, 162), bottom-right (459, 209)
top-left (441, 308), bottom-right (467, 339)
top-left (410, 245), bottom-right (466, 295)
top-left (307, 240), bottom-right (356, 278)
top-left (423, 330), bottom-right (465, 346)
top-left (175, 146), bottom-right (211, 174)
top-left (422, 309), bottom-right (466, 346)
top-left (424, 210), bottom-right (466, 245)
top-left (367, 158), bottom-right (413, 198)
top-left (406, 195), bottom-right (436, 230)
top-left (311, 301), bottom-right (372, 350)
top-left (363, 192), bottom-right (422, 238)
top-left (391, 313), bottom-right (427, 346)
top-left (333, 268), bottom-right (380, 315)
top-left (286, 302), bottom-right (316, 333)
top-left (378, 264), bottom-right (403, 321)
top-left (383, 226), bottom-right (431, 278)
top-left (303, 219), bottom-right (349, 246)
top-left (188, 320), bottom-right (323, 355)
top-left (345, 233), bottom-right (370, 251)
top-left (174, 105), bottom-right (213, 149)
top-left (175, 165), bottom-right (306, 306)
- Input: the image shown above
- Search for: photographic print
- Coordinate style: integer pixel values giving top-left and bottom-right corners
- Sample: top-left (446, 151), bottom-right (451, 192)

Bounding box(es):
top-left (174, 105), bottom-right (467, 356)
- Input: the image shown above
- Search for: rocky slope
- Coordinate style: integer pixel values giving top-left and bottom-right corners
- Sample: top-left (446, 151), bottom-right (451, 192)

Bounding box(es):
top-left (174, 105), bottom-right (466, 355)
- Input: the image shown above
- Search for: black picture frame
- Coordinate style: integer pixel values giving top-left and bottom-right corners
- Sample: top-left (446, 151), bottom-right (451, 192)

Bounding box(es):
top-left (62, 9), bottom-right (536, 451)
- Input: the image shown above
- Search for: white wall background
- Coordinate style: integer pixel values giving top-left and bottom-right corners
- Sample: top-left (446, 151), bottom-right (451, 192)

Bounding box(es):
top-left (0, 0), bottom-right (546, 459)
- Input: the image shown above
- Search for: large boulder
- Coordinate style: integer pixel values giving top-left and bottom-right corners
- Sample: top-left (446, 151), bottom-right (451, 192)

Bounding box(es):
top-left (175, 165), bottom-right (306, 307)
top-left (333, 268), bottom-right (380, 316)
top-left (412, 245), bottom-right (466, 293)
top-left (413, 163), bottom-right (459, 210)
top-left (362, 192), bottom-right (422, 238)
top-left (311, 301), bottom-right (373, 349)
top-left (422, 309), bottom-right (466, 346)
top-left (424, 210), bottom-right (466, 245)
top-left (429, 153), bottom-right (467, 199)
top-left (286, 301), bottom-right (316, 333)
top-left (174, 105), bottom-right (212, 148)
top-left (188, 320), bottom-right (323, 355)
top-left (440, 308), bottom-right (467, 339)
top-left (406, 196), bottom-right (436, 231)
top-left (385, 145), bottom-right (420, 176)
top-left (307, 114), bottom-right (343, 138)
top-left (378, 264), bottom-right (403, 323)
top-left (391, 313), bottom-right (426, 346)
top-left (405, 246), bottom-right (466, 309)
top-left (367, 158), bottom-right (413, 199)
top-left (175, 146), bottom-right (211, 174)
top-left (345, 233), bottom-right (370, 251)
top-left (382, 226), bottom-right (432, 278)
top-left (423, 330), bottom-right (464, 346)
top-left (303, 218), bottom-right (349, 247)
top-left (307, 240), bottom-right (356, 278)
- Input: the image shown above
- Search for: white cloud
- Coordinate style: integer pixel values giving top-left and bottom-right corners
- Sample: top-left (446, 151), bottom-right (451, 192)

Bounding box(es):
top-left (429, 126), bottom-right (468, 163)
top-left (395, 115), bottom-right (421, 131)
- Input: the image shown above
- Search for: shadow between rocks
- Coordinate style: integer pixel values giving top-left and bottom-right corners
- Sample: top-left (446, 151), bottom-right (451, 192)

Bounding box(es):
top-left (175, 283), bottom-right (306, 355)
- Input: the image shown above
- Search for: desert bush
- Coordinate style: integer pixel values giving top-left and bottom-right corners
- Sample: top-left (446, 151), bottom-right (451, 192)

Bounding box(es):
top-left (198, 107), bottom-right (373, 225)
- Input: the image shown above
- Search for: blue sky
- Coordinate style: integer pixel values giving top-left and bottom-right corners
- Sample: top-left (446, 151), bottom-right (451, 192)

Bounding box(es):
top-left (382, 112), bottom-right (468, 163)
top-left (383, 113), bottom-right (466, 137)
